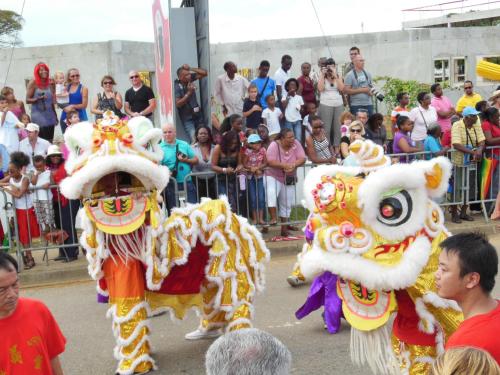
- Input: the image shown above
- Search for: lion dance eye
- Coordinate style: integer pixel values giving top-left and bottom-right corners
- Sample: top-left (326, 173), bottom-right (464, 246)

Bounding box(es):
top-left (377, 190), bottom-right (412, 227)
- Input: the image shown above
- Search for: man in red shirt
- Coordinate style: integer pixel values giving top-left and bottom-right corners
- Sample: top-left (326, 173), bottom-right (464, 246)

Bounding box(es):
top-left (435, 232), bottom-right (500, 363)
top-left (0, 253), bottom-right (66, 374)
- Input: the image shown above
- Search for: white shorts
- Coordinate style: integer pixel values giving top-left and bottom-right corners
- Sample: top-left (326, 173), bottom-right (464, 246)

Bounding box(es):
top-left (265, 175), bottom-right (296, 218)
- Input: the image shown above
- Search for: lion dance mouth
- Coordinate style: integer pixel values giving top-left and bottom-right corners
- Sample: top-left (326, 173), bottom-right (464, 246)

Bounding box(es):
top-left (61, 112), bottom-right (270, 374)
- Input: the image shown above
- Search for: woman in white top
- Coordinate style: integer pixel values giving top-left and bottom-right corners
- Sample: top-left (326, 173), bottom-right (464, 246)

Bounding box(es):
top-left (192, 125), bottom-right (216, 199)
top-left (409, 92), bottom-right (438, 145)
top-left (317, 58), bottom-right (345, 153)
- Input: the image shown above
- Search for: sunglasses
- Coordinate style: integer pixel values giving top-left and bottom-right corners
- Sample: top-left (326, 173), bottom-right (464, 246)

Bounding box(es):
top-left (464, 86), bottom-right (473, 90)
top-left (351, 128), bottom-right (362, 133)
top-left (103, 81), bottom-right (113, 85)
top-left (70, 74), bottom-right (80, 78)
top-left (129, 75), bottom-right (139, 79)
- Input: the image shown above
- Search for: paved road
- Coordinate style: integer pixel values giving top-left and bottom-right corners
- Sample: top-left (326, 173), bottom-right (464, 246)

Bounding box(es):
top-left (22, 233), bottom-right (500, 375)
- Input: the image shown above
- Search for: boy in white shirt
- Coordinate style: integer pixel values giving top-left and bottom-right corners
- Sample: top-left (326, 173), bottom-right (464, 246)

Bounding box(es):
top-left (261, 94), bottom-right (283, 139)
top-left (281, 78), bottom-right (304, 143)
top-left (30, 155), bottom-right (55, 237)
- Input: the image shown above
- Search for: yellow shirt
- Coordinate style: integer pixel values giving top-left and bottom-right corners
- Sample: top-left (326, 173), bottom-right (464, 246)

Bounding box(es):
top-left (451, 119), bottom-right (485, 165)
top-left (455, 93), bottom-right (483, 114)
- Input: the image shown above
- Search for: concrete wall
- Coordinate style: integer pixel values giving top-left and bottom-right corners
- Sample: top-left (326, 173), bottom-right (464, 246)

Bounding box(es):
top-left (0, 25), bottom-right (498, 130)
top-left (0, 40), bottom-right (155, 131)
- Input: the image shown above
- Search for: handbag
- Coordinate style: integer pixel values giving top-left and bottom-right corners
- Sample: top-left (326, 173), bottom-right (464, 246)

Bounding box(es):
top-left (276, 141), bottom-right (297, 185)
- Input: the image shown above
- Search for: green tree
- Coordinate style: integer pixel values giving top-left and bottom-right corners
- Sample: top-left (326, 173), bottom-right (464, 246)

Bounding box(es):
top-left (0, 9), bottom-right (23, 48)
top-left (374, 76), bottom-right (430, 115)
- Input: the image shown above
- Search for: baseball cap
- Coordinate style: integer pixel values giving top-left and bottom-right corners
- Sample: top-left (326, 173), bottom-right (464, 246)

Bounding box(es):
top-left (26, 123), bottom-right (40, 132)
top-left (462, 107), bottom-right (480, 117)
top-left (248, 134), bottom-right (262, 143)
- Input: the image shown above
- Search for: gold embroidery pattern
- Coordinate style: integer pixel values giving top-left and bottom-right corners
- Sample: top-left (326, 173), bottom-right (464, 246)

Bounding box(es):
top-left (9, 345), bottom-right (23, 364)
top-left (27, 336), bottom-right (42, 347)
top-left (34, 355), bottom-right (43, 370)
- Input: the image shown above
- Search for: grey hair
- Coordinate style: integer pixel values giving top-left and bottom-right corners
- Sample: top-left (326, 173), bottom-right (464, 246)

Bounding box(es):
top-left (427, 122), bottom-right (441, 136)
top-left (205, 328), bottom-right (292, 375)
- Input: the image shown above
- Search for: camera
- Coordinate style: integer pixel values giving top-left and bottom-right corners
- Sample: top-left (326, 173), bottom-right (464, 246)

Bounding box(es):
top-left (369, 85), bottom-right (385, 102)
top-left (177, 151), bottom-right (187, 159)
top-left (325, 58), bottom-right (336, 74)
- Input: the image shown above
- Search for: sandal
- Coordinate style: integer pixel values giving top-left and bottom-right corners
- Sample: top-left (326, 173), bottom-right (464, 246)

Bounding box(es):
top-left (287, 225), bottom-right (300, 232)
top-left (267, 221), bottom-right (278, 226)
top-left (451, 213), bottom-right (462, 224)
top-left (260, 226), bottom-right (269, 234)
top-left (280, 230), bottom-right (290, 238)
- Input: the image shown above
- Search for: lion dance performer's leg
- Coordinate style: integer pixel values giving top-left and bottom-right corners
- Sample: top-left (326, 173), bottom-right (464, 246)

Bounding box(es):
top-left (103, 258), bottom-right (154, 375)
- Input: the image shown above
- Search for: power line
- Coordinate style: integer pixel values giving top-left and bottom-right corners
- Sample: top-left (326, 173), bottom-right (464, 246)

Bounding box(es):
top-left (3, 0), bottom-right (27, 87)
top-left (310, 0), bottom-right (334, 59)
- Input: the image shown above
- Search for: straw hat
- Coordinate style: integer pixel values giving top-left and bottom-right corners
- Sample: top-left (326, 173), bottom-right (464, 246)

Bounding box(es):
top-left (489, 90), bottom-right (500, 102)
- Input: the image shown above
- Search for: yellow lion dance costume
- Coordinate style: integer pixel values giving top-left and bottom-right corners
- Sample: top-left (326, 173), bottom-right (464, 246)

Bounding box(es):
top-left (60, 112), bottom-right (269, 374)
top-left (297, 140), bottom-right (463, 374)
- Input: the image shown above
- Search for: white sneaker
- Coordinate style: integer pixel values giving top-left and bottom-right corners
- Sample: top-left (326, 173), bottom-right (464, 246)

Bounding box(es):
top-left (184, 327), bottom-right (223, 340)
top-left (287, 275), bottom-right (305, 287)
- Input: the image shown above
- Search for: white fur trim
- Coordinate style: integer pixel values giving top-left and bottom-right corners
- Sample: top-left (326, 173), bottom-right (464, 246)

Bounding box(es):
top-left (422, 292), bottom-right (461, 312)
top-left (301, 235), bottom-right (431, 291)
top-left (60, 154), bottom-right (170, 199)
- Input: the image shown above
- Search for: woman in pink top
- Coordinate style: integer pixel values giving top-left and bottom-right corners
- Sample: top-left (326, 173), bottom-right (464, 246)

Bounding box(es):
top-left (265, 128), bottom-right (306, 237)
top-left (431, 83), bottom-right (456, 133)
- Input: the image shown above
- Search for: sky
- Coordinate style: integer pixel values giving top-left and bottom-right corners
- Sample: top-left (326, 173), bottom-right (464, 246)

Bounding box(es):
top-left (1, 0), bottom-right (497, 47)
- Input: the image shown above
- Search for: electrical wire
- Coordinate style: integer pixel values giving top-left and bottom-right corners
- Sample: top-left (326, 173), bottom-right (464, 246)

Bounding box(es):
top-left (3, 0), bottom-right (27, 87)
top-left (310, 0), bottom-right (334, 59)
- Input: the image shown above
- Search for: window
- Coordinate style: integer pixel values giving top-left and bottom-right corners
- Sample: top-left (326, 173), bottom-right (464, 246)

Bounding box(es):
top-left (452, 58), bottom-right (466, 85)
top-left (476, 55), bottom-right (500, 86)
top-left (433, 59), bottom-right (450, 83)
top-left (238, 68), bottom-right (255, 81)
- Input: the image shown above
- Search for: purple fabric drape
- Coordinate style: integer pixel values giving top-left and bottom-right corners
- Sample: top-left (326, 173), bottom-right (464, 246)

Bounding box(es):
top-left (295, 272), bottom-right (343, 334)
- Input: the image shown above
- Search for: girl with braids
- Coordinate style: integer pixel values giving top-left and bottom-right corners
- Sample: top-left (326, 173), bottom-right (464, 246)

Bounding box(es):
top-left (0, 152), bottom-right (40, 269)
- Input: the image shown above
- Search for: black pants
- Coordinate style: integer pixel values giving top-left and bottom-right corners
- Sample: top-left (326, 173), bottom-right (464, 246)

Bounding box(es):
top-left (38, 125), bottom-right (56, 143)
top-left (53, 199), bottom-right (80, 258)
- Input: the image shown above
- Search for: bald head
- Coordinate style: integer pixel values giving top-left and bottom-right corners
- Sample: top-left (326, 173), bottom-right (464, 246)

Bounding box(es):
top-left (162, 123), bottom-right (176, 143)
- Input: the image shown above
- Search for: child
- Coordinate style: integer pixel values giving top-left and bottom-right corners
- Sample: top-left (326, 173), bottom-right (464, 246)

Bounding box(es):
top-left (302, 102), bottom-right (318, 137)
top-left (261, 94), bottom-right (282, 139)
top-left (54, 71), bottom-right (69, 109)
top-left (30, 155), bottom-right (55, 240)
top-left (242, 134), bottom-right (267, 228)
top-left (18, 113), bottom-right (30, 140)
top-left (65, 109), bottom-right (80, 127)
top-left (0, 152), bottom-right (40, 269)
top-left (282, 78), bottom-right (304, 143)
top-left (0, 94), bottom-right (24, 153)
top-left (242, 84), bottom-right (263, 130)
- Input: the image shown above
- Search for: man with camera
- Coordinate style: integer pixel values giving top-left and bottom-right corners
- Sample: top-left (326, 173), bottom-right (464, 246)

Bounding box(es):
top-left (174, 64), bottom-right (208, 143)
top-left (344, 55), bottom-right (376, 117)
top-left (160, 123), bottom-right (199, 214)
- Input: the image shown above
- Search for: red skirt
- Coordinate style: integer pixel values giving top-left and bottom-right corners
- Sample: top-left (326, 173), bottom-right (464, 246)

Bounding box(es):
top-left (16, 208), bottom-right (40, 246)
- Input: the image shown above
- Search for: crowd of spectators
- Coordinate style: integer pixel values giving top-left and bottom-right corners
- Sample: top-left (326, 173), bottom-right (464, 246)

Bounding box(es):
top-left (1, 50), bottom-right (500, 260)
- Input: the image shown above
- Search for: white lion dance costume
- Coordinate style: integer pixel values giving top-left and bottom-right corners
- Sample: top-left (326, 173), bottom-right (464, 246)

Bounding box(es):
top-left (60, 112), bottom-right (270, 374)
top-left (296, 140), bottom-right (463, 374)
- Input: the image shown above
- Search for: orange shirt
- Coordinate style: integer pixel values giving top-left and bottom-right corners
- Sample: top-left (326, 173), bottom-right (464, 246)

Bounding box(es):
top-left (0, 298), bottom-right (66, 375)
top-left (445, 301), bottom-right (500, 364)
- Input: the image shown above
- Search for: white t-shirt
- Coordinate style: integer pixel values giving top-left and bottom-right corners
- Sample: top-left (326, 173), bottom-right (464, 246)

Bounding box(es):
top-left (319, 81), bottom-right (343, 107)
top-left (303, 114), bottom-right (312, 134)
top-left (31, 170), bottom-right (52, 201)
top-left (282, 94), bottom-right (304, 122)
top-left (274, 67), bottom-right (290, 95)
top-left (55, 83), bottom-right (69, 104)
top-left (261, 107), bottom-right (282, 136)
top-left (409, 105), bottom-right (438, 142)
top-left (0, 110), bottom-right (20, 154)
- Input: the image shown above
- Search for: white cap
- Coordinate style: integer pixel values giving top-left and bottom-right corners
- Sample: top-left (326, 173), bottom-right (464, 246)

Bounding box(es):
top-left (26, 123), bottom-right (40, 132)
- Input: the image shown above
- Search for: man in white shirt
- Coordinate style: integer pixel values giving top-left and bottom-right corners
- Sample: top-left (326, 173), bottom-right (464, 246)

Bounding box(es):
top-left (274, 55), bottom-right (293, 110)
top-left (214, 61), bottom-right (249, 117)
top-left (18, 123), bottom-right (51, 170)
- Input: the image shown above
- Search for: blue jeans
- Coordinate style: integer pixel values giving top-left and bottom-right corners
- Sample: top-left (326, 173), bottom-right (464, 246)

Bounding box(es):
top-left (217, 178), bottom-right (238, 212)
top-left (165, 180), bottom-right (197, 214)
top-left (248, 176), bottom-right (265, 213)
top-left (284, 120), bottom-right (302, 143)
top-left (349, 104), bottom-right (373, 117)
top-left (182, 119), bottom-right (196, 144)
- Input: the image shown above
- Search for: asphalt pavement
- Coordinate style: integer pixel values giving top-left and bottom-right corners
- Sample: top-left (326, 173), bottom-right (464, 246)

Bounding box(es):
top-left (21, 232), bottom-right (500, 375)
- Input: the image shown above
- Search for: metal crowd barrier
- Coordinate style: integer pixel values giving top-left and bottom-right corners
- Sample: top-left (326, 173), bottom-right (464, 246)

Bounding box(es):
top-left (3, 146), bottom-right (500, 271)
